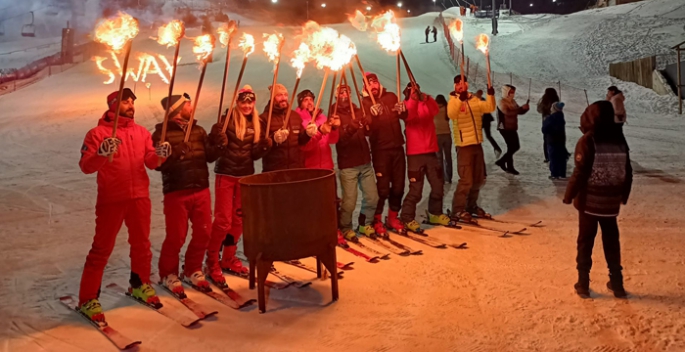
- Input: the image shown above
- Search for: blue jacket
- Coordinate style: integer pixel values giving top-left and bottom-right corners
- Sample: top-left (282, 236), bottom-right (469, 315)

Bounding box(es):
top-left (542, 111), bottom-right (566, 146)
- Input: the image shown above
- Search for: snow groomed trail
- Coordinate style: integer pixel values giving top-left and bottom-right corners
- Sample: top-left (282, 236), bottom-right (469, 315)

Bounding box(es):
top-left (1, 2), bottom-right (685, 351)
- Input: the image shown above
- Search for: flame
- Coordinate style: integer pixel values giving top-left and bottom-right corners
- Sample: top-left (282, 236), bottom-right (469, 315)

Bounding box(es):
top-left (475, 33), bottom-right (490, 54)
top-left (93, 51), bottom-right (178, 84)
top-left (262, 32), bottom-right (284, 65)
top-left (347, 10), bottom-right (368, 31)
top-left (93, 12), bottom-right (139, 53)
top-left (155, 20), bottom-right (184, 47)
top-left (298, 21), bottom-right (356, 71)
top-left (217, 21), bottom-right (237, 47)
top-left (239, 33), bottom-right (256, 56)
top-left (449, 19), bottom-right (464, 43)
top-left (370, 10), bottom-right (401, 53)
top-left (291, 42), bottom-right (311, 78)
top-left (192, 34), bottom-right (215, 62)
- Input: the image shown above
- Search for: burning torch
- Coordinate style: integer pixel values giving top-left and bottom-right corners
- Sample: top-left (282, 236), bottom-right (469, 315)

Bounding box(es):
top-left (93, 12), bottom-right (139, 162)
top-left (475, 33), bottom-right (492, 88)
top-left (184, 34), bottom-right (216, 143)
top-left (370, 10), bottom-right (402, 103)
top-left (221, 33), bottom-right (256, 134)
top-left (449, 19), bottom-right (467, 89)
top-left (263, 33), bottom-right (285, 135)
top-left (156, 19), bottom-right (185, 166)
top-left (284, 43), bottom-right (312, 128)
top-left (216, 21), bottom-right (237, 124)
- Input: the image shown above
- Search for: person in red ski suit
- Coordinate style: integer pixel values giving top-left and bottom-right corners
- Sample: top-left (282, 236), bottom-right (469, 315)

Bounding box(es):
top-left (296, 89), bottom-right (340, 169)
top-left (151, 93), bottom-right (221, 296)
top-left (361, 72), bottom-right (408, 236)
top-left (206, 85), bottom-right (272, 280)
top-left (77, 88), bottom-right (162, 321)
top-left (399, 83), bottom-right (452, 232)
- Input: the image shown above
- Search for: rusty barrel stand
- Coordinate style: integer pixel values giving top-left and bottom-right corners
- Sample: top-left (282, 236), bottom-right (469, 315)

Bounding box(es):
top-left (239, 169), bottom-right (339, 313)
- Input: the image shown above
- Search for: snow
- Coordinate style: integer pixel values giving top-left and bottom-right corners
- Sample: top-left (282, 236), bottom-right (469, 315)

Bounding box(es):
top-left (1, 2), bottom-right (685, 351)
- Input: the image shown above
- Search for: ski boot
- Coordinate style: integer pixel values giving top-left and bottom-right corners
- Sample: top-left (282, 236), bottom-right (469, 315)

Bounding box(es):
top-left (358, 224), bottom-right (377, 238)
top-left (574, 271), bottom-right (590, 299)
top-left (183, 271), bottom-right (211, 293)
top-left (161, 274), bottom-right (186, 298)
top-left (342, 229), bottom-right (359, 243)
top-left (450, 209), bottom-right (475, 224)
top-left (129, 283), bottom-right (162, 308)
top-left (607, 272), bottom-right (627, 298)
top-left (79, 298), bottom-right (105, 323)
top-left (468, 206), bottom-right (492, 220)
top-left (403, 219), bottom-right (424, 234)
top-left (204, 263), bottom-right (228, 289)
top-left (372, 214), bottom-right (388, 238)
top-left (337, 229), bottom-right (352, 248)
top-left (221, 245), bottom-right (249, 278)
top-left (425, 211), bottom-right (460, 228)
top-left (385, 210), bottom-right (406, 235)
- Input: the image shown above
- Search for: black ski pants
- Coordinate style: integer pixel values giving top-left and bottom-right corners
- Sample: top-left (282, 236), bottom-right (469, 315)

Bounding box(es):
top-left (576, 212), bottom-right (623, 274)
top-left (451, 144), bottom-right (486, 213)
top-left (498, 130), bottom-right (520, 169)
top-left (400, 153), bottom-right (444, 222)
top-left (484, 124), bottom-right (502, 154)
top-left (436, 134), bottom-right (453, 182)
top-left (372, 147), bottom-right (406, 215)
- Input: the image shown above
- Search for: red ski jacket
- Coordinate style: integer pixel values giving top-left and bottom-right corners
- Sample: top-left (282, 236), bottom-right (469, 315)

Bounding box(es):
top-left (404, 95), bottom-right (440, 155)
top-left (79, 111), bottom-right (159, 204)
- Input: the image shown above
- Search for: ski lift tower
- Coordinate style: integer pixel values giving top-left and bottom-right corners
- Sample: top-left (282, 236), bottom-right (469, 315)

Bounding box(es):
top-left (673, 40), bottom-right (685, 114)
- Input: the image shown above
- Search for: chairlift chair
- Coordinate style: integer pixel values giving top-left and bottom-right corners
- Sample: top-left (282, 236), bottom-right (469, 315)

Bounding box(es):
top-left (22, 11), bottom-right (36, 37)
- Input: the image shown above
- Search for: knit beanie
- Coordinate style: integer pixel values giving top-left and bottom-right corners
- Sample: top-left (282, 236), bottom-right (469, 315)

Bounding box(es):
top-left (552, 101), bottom-right (565, 113)
top-left (297, 89), bottom-right (315, 107)
top-left (365, 72), bottom-right (379, 83)
top-left (453, 75), bottom-right (468, 84)
top-left (161, 93), bottom-right (191, 118)
top-left (269, 83), bottom-right (288, 96)
top-left (107, 88), bottom-right (136, 112)
top-left (403, 82), bottom-right (421, 100)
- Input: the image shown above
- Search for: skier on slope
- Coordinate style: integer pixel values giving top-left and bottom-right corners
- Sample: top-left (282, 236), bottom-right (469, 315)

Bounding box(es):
top-left (295, 89), bottom-right (340, 169)
top-left (564, 101), bottom-right (632, 299)
top-left (399, 82), bottom-right (453, 233)
top-left (361, 72), bottom-right (408, 235)
top-left (77, 89), bottom-right (162, 322)
top-left (447, 75), bottom-right (496, 223)
top-left (206, 85), bottom-right (272, 280)
top-left (151, 93), bottom-right (220, 296)
top-left (260, 83), bottom-right (313, 172)
top-left (332, 83), bottom-right (379, 240)
top-left (495, 84), bottom-right (530, 175)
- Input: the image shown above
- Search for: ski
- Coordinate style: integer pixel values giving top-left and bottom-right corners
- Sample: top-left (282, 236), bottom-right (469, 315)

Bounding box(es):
top-left (337, 261), bottom-right (355, 270)
top-left (105, 283), bottom-right (201, 327)
top-left (379, 234), bottom-right (423, 255)
top-left (450, 242), bottom-right (468, 249)
top-left (337, 241), bottom-right (380, 263)
top-left (359, 235), bottom-right (410, 256)
top-left (348, 238), bottom-right (391, 259)
top-left (458, 221), bottom-right (522, 236)
top-left (59, 295), bottom-right (141, 350)
top-left (158, 283), bottom-right (218, 318)
top-left (223, 268), bottom-right (292, 290)
top-left (283, 260), bottom-right (344, 278)
top-left (475, 216), bottom-right (543, 228)
top-left (205, 274), bottom-right (256, 309)
top-left (387, 227), bottom-right (447, 249)
top-left (269, 266), bottom-right (312, 288)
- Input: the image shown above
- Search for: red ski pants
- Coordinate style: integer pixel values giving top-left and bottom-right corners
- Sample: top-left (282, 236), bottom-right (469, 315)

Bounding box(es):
top-left (79, 198), bottom-right (152, 305)
top-left (207, 175), bottom-right (243, 266)
top-left (158, 188), bottom-right (212, 279)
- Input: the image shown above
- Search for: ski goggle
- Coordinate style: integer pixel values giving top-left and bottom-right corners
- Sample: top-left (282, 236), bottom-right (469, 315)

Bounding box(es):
top-left (238, 91), bottom-right (256, 103)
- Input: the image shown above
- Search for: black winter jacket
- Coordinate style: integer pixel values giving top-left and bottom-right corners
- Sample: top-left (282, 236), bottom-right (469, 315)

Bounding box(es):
top-left (260, 104), bottom-right (311, 172)
top-left (333, 102), bottom-right (371, 169)
top-left (541, 111), bottom-right (566, 146)
top-left (361, 88), bottom-right (407, 151)
top-left (213, 113), bottom-right (269, 177)
top-left (152, 121), bottom-right (219, 194)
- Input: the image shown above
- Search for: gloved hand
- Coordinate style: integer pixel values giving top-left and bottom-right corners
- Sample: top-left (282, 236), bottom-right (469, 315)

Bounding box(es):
top-left (394, 102), bottom-right (406, 113)
top-left (173, 142), bottom-right (192, 160)
top-left (306, 123), bottom-right (318, 137)
top-left (562, 198), bottom-right (572, 205)
top-left (329, 115), bottom-right (341, 129)
top-left (98, 137), bottom-right (121, 157)
top-left (487, 86), bottom-right (495, 96)
top-left (155, 142), bottom-right (171, 158)
top-left (320, 122), bottom-right (332, 135)
top-left (258, 137), bottom-right (273, 150)
top-left (274, 129), bottom-right (289, 144)
top-left (459, 91), bottom-right (469, 102)
top-left (370, 103), bottom-right (382, 116)
top-left (210, 123), bottom-right (228, 147)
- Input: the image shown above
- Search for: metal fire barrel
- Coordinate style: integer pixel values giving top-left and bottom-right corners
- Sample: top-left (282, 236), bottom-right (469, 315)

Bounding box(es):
top-left (239, 168), bottom-right (339, 312)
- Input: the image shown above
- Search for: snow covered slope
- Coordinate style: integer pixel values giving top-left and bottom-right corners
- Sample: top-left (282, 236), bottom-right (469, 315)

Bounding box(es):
top-left (1, 3), bottom-right (685, 352)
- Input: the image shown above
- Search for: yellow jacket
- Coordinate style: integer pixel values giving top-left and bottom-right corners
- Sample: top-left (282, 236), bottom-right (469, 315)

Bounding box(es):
top-left (447, 92), bottom-right (496, 147)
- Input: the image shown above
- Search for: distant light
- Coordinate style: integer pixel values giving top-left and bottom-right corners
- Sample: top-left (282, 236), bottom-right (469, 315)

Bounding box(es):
top-left (529, 3), bottom-right (533, 6)
top-left (321, 3), bottom-right (326, 7)
top-left (433, 0), bottom-right (436, 2)
top-left (397, 2), bottom-right (402, 8)
top-left (407, 9), bottom-right (411, 13)
top-left (366, 6), bottom-right (371, 10)
top-left (271, 0), bottom-right (277, 3)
